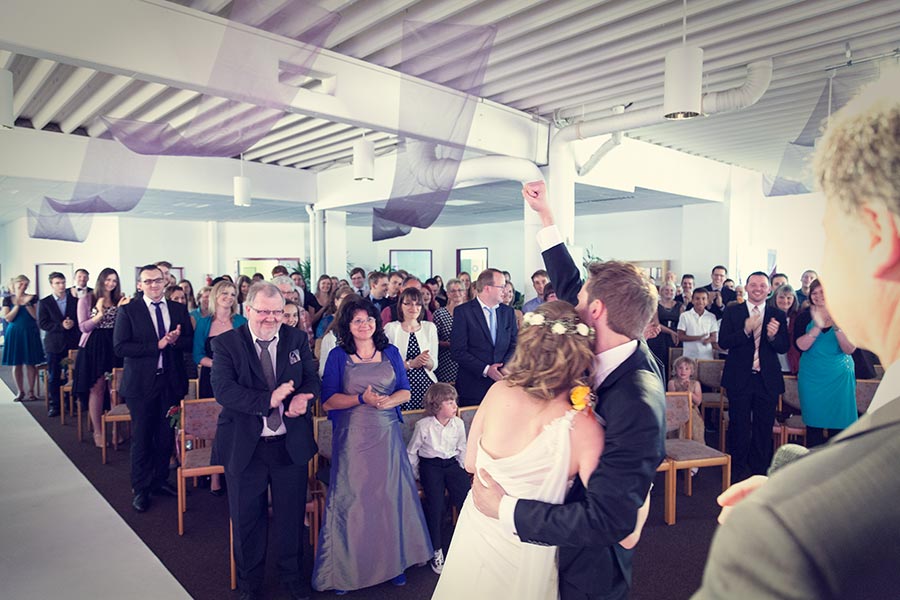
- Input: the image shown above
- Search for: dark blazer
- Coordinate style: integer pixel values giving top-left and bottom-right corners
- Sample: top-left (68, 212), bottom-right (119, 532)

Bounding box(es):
top-left (693, 395), bottom-right (900, 599)
top-left (211, 324), bottom-right (319, 474)
top-left (718, 301), bottom-right (789, 396)
top-left (514, 242), bottom-right (666, 600)
top-left (113, 297), bottom-right (194, 402)
top-left (37, 293), bottom-right (80, 354)
top-left (450, 298), bottom-right (517, 402)
top-left (701, 284), bottom-right (736, 319)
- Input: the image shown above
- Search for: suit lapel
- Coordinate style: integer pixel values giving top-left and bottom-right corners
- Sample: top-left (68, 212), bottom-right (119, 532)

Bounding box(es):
top-left (275, 332), bottom-right (292, 382)
top-left (240, 326), bottom-right (269, 387)
top-left (471, 300), bottom-right (493, 345)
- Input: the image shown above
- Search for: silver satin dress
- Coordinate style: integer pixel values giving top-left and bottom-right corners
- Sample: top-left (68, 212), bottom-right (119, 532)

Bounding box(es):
top-left (312, 358), bottom-right (433, 592)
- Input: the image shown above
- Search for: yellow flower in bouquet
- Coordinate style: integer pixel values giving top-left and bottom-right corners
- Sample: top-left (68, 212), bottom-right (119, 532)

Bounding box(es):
top-left (570, 386), bottom-right (593, 412)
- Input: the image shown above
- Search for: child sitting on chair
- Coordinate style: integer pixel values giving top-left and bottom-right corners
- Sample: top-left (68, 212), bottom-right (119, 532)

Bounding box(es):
top-left (406, 383), bottom-right (471, 576)
top-left (668, 355), bottom-right (706, 445)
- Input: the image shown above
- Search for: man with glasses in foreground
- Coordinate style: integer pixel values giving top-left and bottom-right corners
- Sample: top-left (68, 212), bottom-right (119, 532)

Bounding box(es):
top-left (211, 281), bottom-right (319, 600)
top-left (114, 264), bottom-right (194, 513)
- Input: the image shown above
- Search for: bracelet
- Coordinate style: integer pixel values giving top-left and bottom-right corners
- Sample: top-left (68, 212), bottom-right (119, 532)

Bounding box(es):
top-left (358, 393), bottom-right (365, 405)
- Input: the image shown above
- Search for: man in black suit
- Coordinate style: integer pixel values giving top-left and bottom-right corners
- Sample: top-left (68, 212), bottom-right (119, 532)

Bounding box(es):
top-left (472, 181), bottom-right (665, 600)
top-left (113, 264), bottom-right (193, 513)
top-left (701, 266), bottom-right (735, 319)
top-left (718, 271), bottom-right (789, 481)
top-left (211, 281), bottom-right (319, 600)
top-left (693, 72), bottom-right (900, 599)
top-left (450, 268), bottom-right (518, 406)
top-left (38, 271), bottom-right (80, 418)
top-left (69, 268), bottom-right (92, 299)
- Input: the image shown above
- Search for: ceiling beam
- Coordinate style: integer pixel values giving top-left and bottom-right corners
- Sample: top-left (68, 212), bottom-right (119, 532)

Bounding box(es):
top-left (0, 0), bottom-right (548, 162)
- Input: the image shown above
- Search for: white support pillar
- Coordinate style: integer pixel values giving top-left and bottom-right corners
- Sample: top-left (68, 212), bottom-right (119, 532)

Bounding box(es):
top-left (324, 210), bottom-right (346, 278)
top-left (206, 220), bottom-right (218, 279)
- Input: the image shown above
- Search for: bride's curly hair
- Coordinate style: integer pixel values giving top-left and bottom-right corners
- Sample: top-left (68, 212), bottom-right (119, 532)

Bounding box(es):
top-left (505, 301), bottom-right (595, 401)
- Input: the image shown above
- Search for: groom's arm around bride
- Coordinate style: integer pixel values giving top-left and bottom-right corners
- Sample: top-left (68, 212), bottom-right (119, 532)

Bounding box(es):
top-left (473, 181), bottom-right (666, 600)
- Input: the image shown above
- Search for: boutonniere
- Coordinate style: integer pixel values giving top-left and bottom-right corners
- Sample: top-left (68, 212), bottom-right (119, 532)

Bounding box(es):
top-left (289, 349), bottom-right (301, 365)
top-left (570, 385), bottom-right (595, 412)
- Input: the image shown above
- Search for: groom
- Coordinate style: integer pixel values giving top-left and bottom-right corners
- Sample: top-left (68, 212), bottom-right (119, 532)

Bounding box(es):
top-left (472, 181), bottom-right (666, 600)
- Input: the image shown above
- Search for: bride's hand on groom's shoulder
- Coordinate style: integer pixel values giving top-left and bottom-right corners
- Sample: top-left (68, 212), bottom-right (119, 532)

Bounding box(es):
top-left (472, 469), bottom-right (506, 519)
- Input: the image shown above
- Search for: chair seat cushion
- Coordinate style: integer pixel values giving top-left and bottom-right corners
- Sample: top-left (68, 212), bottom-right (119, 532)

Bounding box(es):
top-left (182, 446), bottom-right (213, 469)
top-left (107, 404), bottom-right (130, 417)
top-left (666, 438), bottom-right (728, 461)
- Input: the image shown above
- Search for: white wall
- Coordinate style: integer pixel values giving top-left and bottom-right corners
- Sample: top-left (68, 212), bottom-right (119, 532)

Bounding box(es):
top-left (756, 192), bottom-right (826, 283)
top-left (215, 221), bottom-right (309, 277)
top-left (117, 216), bottom-right (209, 290)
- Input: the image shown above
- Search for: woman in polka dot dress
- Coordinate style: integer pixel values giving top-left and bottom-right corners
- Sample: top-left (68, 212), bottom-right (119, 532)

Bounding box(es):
top-left (384, 288), bottom-right (439, 410)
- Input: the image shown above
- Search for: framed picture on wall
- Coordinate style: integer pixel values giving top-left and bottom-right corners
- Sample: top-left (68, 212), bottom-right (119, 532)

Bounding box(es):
top-left (389, 250), bottom-right (432, 282)
top-left (456, 248), bottom-right (488, 277)
top-left (35, 263), bottom-right (74, 298)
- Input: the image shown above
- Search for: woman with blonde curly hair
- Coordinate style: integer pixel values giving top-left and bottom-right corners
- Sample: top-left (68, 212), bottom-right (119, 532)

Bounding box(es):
top-left (434, 300), bottom-right (648, 600)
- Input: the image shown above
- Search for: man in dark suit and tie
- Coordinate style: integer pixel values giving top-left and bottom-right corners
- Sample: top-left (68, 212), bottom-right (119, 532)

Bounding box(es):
top-left (68, 268), bottom-right (93, 299)
top-left (113, 264), bottom-right (194, 513)
top-left (211, 281), bottom-right (319, 600)
top-left (450, 268), bottom-right (518, 406)
top-left (38, 271), bottom-right (80, 418)
top-left (718, 271), bottom-right (789, 481)
top-left (701, 266), bottom-right (736, 319)
top-left (693, 72), bottom-right (900, 600)
top-left (472, 182), bottom-right (665, 600)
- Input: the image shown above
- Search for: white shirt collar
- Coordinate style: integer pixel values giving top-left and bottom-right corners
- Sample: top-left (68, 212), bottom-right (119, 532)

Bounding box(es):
top-left (867, 359), bottom-right (900, 414)
top-left (250, 328), bottom-right (279, 347)
top-left (143, 294), bottom-right (166, 308)
top-left (593, 339), bottom-right (638, 388)
top-left (747, 300), bottom-right (765, 312)
top-left (477, 297), bottom-right (498, 311)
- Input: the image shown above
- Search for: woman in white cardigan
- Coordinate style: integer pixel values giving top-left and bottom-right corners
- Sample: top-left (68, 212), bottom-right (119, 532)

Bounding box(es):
top-left (384, 288), bottom-right (439, 410)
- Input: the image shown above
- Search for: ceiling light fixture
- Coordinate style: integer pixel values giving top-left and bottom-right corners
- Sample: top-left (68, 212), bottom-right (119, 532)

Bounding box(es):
top-left (663, 0), bottom-right (703, 120)
top-left (234, 153), bottom-right (251, 207)
top-left (353, 134), bottom-right (374, 181)
top-left (1, 69), bottom-right (14, 130)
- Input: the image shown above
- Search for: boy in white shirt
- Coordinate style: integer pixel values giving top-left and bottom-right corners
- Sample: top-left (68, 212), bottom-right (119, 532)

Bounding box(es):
top-left (407, 383), bottom-right (471, 575)
top-left (678, 288), bottom-right (719, 360)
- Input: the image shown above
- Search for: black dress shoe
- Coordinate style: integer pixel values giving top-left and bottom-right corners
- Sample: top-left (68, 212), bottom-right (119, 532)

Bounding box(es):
top-left (209, 487), bottom-right (225, 497)
top-left (47, 407), bottom-right (59, 418)
top-left (132, 491), bottom-right (150, 513)
top-left (153, 482), bottom-right (179, 497)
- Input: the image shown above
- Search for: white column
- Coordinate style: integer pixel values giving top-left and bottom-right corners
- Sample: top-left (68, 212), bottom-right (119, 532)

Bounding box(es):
top-left (324, 210), bottom-right (347, 279)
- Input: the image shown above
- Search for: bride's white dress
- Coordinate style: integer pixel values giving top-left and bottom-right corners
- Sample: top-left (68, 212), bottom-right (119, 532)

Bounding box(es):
top-left (432, 410), bottom-right (577, 600)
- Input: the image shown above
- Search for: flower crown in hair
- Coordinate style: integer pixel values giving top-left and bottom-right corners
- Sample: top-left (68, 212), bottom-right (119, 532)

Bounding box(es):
top-left (522, 312), bottom-right (594, 337)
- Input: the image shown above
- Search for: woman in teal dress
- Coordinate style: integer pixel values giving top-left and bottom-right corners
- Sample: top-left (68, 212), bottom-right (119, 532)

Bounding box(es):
top-left (1, 274), bottom-right (45, 401)
top-left (794, 280), bottom-right (857, 447)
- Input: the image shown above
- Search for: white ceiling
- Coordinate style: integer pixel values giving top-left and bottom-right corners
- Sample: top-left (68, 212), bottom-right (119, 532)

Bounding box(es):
top-left (2, 0), bottom-right (899, 226)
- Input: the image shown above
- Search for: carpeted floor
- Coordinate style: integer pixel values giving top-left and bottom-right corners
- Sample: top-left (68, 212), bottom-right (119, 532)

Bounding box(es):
top-left (2, 366), bottom-right (720, 599)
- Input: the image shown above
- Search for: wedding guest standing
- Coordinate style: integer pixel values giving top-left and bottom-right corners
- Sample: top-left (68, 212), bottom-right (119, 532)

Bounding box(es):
top-left (385, 288), bottom-right (439, 410)
top-left (313, 296), bottom-right (431, 594)
top-left (38, 272), bottom-right (81, 417)
top-left (2, 274), bottom-right (45, 402)
top-left (433, 278), bottom-right (465, 384)
top-left (193, 280), bottom-right (247, 399)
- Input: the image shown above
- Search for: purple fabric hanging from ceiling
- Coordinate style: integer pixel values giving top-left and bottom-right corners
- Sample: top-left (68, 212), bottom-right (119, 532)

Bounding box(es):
top-left (103, 0), bottom-right (339, 157)
top-left (373, 21), bottom-right (497, 241)
top-left (28, 200), bottom-right (94, 242)
top-left (764, 63), bottom-right (882, 197)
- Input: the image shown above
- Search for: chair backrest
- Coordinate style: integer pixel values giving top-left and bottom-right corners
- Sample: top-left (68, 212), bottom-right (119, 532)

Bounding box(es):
top-left (314, 416), bottom-right (333, 460)
top-left (781, 376), bottom-right (800, 410)
top-left (697, 359), bottom-right (725, 391)
top-left (67, 348), bottom-right (79, 377)
top-left (856, 379), bottom-right (881, 414)
top-left (664, 391), bottom-right (692, 438)
top-left (185, 378), bottom-right (199, 400)
top-left (668, 346), bottom-right (683, 375)
top-left (110, 367), bottom-right (125, 406)
top-left (181, 398), bottom-right (221, 442)
top-left (874, 364), bottom-right (885, 380)
top-left (399, 409), bottom-right (428, 447)
top-left (458, 406), bottom-right (478, 438)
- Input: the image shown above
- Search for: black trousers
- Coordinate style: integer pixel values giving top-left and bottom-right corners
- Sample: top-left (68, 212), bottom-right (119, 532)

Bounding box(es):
top-left (125, 374), bottom-right (176, 493)
top-left (726, 373), bottom-right (777, 481)
top-left (45, 350), bottom-right (65, 411)
top-left (227, 436), bottom-right (308, 594)
top-left (806, 426), bottom-right (844, 448)
top-left (419, 456), bottom-right (470, 551)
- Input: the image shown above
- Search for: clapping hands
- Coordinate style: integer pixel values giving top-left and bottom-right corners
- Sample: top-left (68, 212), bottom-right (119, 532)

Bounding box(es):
top-left (285, 393), bottom-right (314, 417)
top-left (157, 324), bottom-right (182, 350)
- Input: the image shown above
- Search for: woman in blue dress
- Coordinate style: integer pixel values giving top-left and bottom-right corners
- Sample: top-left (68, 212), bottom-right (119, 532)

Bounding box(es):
top-left (794, 279), bottom-right (857, 447)
top-left (1, 274), bottom-right (45, 401)
top-left (313, 295), bottom-right (432, 594)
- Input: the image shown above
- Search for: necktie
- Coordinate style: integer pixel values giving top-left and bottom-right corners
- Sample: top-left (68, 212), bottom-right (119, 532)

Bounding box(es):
top-left (751, 305), bottom-right (762, 372)
top-left (152, 301), bottom-right (166, 371)
top-left (487, 306), bottom-right (497, 344)
top-left (256, 339), bottom-right (282, 432)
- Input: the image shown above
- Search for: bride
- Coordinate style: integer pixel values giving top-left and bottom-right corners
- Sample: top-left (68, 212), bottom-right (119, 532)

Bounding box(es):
top-left (433, 301), bottom-right (648, 600)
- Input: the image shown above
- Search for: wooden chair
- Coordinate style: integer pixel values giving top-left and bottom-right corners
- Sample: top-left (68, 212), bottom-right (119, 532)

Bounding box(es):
top-left (874, 364), bottom-right (885, 380)
top-left (398, 409), bottom-right (428, 447)
top-left (177, 398), bottom-right (224, 535)
top-left (696, 359), bottom-right (726, 426)
top-left (101, 367), bottom-right (131, 464)
top-left (186, 378), bottom-right (199, 400)
top-left (36, 362), bottom-right (48, 406)
top-left (855, 378), bottom-right (881, 415)
top-left (668, 346), bottom-right (683, 377)
top-left (664, 391), bottom-right (731, 521)
top-left (59, 349), bottom-right (78, 425)
top-left (779, 376), bottom-right (805, 446)
top-left (656, 458), bottom-right (676, 526)
top-left (458, 405), bottom-right (478, 438)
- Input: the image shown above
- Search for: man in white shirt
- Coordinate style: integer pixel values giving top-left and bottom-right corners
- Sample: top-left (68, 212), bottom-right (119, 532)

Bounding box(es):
top-left (678, 289), bottom-right (719, 360)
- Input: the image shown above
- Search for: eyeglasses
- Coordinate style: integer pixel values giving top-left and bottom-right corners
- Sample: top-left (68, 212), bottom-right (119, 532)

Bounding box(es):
top-left (350, 317), bottom-right (376, 327)
top-left (248, 306), bottom-right (284, 317)
top-left (141, 278), bottom-right (165, 286)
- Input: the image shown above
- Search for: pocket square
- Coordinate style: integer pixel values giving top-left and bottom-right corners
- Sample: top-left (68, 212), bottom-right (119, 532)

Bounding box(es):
top-left (289, 349), bottom-right (301, 365)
